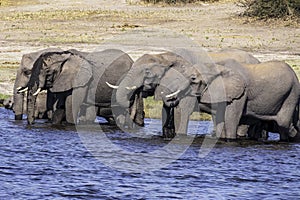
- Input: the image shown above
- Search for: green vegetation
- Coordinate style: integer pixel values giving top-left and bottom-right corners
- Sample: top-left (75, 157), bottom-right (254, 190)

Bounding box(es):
top-left (238, 0), bottom-right (300, 19)
top-left (0, 93), bottom-right (9, 99)
top-left (144, 97), bottom-right (212, 121)
top-left (0, 93), bottom-right (10, 107)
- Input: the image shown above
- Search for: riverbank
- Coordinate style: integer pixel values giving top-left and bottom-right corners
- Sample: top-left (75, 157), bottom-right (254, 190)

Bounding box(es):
top-left (0, 0), bottom-right (299, 120)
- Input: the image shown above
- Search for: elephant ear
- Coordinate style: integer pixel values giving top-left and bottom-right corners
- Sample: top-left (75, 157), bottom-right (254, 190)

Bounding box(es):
top-left (50, 55), bottom-right (92, 92)
top-left (201, 64), bottom-right (246, 104)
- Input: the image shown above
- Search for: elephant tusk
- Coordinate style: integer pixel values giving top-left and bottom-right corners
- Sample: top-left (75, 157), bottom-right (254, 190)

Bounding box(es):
top-left (33, 88), bottom-right (42, 96)
top-left (166, 90), bottom-right (181, 99)
top-left (18, 87), bottom-right (28, 93)
top-left (125, 86), bottom-right (137, 90)
top-left (106, 82), bottom-right (119, 89)
top-left (17, 86), bottom-right (22, 90)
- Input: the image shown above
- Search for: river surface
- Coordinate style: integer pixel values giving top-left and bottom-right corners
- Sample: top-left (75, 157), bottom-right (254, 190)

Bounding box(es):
top-left (0, 107), bottom-right (299, 199)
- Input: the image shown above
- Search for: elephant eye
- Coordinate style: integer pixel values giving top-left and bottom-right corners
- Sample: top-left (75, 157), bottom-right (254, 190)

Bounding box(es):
top-left (24, 70), bottom-right (31, 76)
top-left (145, 69), bottom-right (152, 77)
top-left (191, 74), bottom-right (197, 82)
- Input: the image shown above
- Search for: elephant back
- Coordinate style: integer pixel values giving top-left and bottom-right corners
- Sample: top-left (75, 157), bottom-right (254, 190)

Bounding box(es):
top-left (86, 49), bottom-right (134, 105)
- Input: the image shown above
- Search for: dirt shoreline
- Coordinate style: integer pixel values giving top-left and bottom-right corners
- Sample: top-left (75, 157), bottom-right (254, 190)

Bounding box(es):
top-left (0, 0), bottom-right (299, 96)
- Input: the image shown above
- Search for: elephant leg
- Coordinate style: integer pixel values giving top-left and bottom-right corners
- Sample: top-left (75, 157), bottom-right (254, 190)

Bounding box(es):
top-left (46, 91), bottom-right (55, 120)
top-left (52, 109), bottom-right (65, 124)
top-left (65, 95), bottom-right (75, 124)
top-left (162, 104), bottom-right (175, 138)
top-left (276, 91), bottom-right (299, 141)
top-left (72, 87), bottom-right (88, 124)
top-left (215, 103), bottom-right (226, 139)
top-left (84, 105), bottom-right (97, 124)
top-left (237, 124), bottom-right (249, 138)
top-left (174, 96), bottom-right (197, 135)
top-left (224, 96), bottom-right (246, 140)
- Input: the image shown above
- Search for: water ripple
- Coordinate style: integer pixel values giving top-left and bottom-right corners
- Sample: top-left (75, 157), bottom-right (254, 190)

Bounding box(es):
top-left (0, 108), bottom-right (299, 199)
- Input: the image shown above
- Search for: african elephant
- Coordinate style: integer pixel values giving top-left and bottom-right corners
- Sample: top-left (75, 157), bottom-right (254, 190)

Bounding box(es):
top-left (110, 48), bottom-right (260, 137)
top-left (14, 48), bottom-right (89, 122)
top-left (109, 51), bottom-right (192, 137)
top-left (159, 57), bottom-right (300, 142)
top-left (23, 49), bottom-right (144, 126)
top-left (13, 48), bottom-right (62, 120)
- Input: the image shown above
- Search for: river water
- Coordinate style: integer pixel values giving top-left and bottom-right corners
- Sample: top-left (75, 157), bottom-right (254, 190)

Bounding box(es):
top-left (0, 107), bottom-right (299, 199)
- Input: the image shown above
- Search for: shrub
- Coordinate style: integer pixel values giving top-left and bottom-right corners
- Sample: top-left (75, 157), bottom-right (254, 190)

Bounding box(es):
top-left (238, 0), bottom-right (300, 19)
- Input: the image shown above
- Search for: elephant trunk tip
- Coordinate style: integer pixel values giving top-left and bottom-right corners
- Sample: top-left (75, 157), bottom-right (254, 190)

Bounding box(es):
top-left (15, 114), bottom-right (23, 120)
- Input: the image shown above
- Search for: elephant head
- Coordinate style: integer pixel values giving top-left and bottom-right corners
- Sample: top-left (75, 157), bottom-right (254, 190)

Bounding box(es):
top-left (13, 48), bottom-right (61, 120)
top-left (159, 58), bottom-right (249, 107)
top-left (156, 49), bottom-right (258, 107)
top-left (112, 52), bottom-right (191, 109)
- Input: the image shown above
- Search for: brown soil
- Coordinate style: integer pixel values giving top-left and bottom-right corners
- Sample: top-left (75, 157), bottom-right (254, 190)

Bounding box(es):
top-left (0, 0), bottom-right (299, 95)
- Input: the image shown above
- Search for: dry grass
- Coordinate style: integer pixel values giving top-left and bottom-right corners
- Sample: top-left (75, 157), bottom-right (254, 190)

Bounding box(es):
top-left (0, 0), bottom-right (38, 6)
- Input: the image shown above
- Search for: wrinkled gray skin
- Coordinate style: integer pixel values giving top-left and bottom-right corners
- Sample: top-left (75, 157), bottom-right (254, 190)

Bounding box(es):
top-left (207, 49), bottom-right (260, 64)
top-left (4, 93), bottom-right (48, 119)
top-left (13, 48), bottom-right (62, 120)
top-left (159, 58), bottom-right (300, 142)
top-left (115, 49), bottom-right (261, 138)
top-left (25, 49), bottom-right (144, 126)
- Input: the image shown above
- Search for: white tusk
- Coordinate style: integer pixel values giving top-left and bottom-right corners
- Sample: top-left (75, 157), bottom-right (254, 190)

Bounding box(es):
top-left (166, 90), bottom-right (181, 99)
top-left (106, 82), bottom-right (119, 89)
top-left (17, 86), bottom-right (22, 90)
top-left (125, 86), bottom-right (137, 90)
top-left (33, 88), bottom-right (42, 96)
top-left (18, 87), bottom-right (28, 93)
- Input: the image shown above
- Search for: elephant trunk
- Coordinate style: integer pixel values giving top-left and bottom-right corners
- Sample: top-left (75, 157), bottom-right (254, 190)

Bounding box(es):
top-left (115, 68), bottom-right (144, 108)
top-left (13, 72), bottom-right (25, 120)
top-left (157, 68), bottom-right (191, 108)
top-left (130, 92), bottom-right (145, 126)
top-left (13, 90), bottom-right (24, 120)
top-left (27, 84), bottom-right (38, 124)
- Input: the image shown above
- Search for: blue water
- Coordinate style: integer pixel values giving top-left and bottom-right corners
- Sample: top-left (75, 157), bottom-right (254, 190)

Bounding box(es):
top-left (0, 107), bottom-right (299, 199)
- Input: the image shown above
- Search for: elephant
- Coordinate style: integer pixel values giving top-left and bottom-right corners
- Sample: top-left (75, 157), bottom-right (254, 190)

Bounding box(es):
top-left (14, 48), bottom-right (89, 122)
top-left (23, 49), bottom-right (144, 127)
top-left (110, 51), bottom-right (193, 137)
top-left (158, 56), bottom-right (300, 142)
top-left (110, 48), bottom-right (261, 138)
top-left (108, 49), bottom-right (259, 137)
top-left (13, 48), bottom-right (62, 120)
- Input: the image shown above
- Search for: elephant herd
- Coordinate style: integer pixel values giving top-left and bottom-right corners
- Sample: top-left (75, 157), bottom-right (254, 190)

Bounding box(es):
top-left (6, 47), bottom-right (300, 142)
